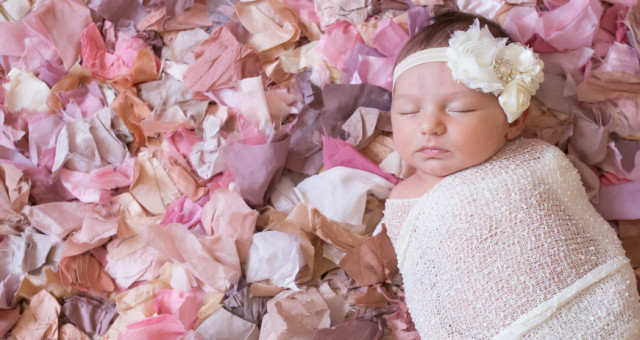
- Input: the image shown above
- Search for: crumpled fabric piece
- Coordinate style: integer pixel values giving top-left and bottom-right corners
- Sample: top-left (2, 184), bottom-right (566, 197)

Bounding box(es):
top-left (111, 192), bottom-right (162, 239)
top-left (315, 0), bottom-right (377, 28)
top-left (22, 201), bottom-right (88, 241)
top-left (278, 41), bottom-right (326, 75)
top-left (287, 83), bottom-right (392, 175)
top-left (456, 0), bottom-right (507, 20)
top-left (142, 223), bottom-right (241, 294)
top-left (502, 6), bottom-right (539, 43)
top-left (60, 295), bottom-right (117, 336)
top-left (0, 308), bottom-right (20, 336)
top-left (188, 114), bottom-right (226, 180)
top-left (58, 323), bottom-right (90, 340)
top-left (522, 99), bottom-right (573, 148)
top-left (161, 196), bottom-right (203, 229)
top-left (0, 242), bottom-right (25, 306)
top-left (81, 23), bottom-right (157, 82)
top-left (196, 307), bottom-right (259, 340)
top-left (577, 70), bottom-right (640, 103)
top-left (46, 63), bottom-right (93, 112)
top-left (319, 84), bottom-right (392, 139)
top-left (595, 180), bottom-right (640, 220)
top-left (55, 81), bottom-right (107, 119)
top-left (224, 133), bottom-right (290, 207)
top-left (222, 285), bottom-right (269, 325)
top-left (370, 17), bottom-right (409, 59)
top-left (161, 28), bottom-right (210, 63)
top-left (269, 173), bottom-right (301, 214)
top-left (342, 107), bottom-right (392, 147)
top-left (0, 163), bottom-right (30, 229)
top-left (626, 2), bottom-right (640, 50)
top-left (0, 0), bottom-right (91, 74)
top-left (536, 0), bottom-right (604, 52)
top-left (0, 0), bottom-right (31, 22)
top-left (101, 284), bottom-right (157, 340)
top-left (383, 292), bottom-right (419, 340)
top-left (0, 228), bottom-right (52, 288)
top-left (148, 262), bottom-right (200, 292)
top-left (10, 289), bottom-right (60, 340)
top-left (347, 17), bottom-right (408, 90)
top-left (568, 109), bottom-right (610, 166)
top-left (139, 78), bottom-right (208, 135)
top-left (200, 188), bottom-right (256, 262)
top-left (537, 48), bottom-right (592, 111)
top-left (0, 109), bottom-right (25, 151)
top-left (58, 253), bottom-right (116, 293)
top-left (221, 76), bottom-right (300, 129)
top-left (406, 2), bottom-right (433, 38)
top-left (296, 166), bottom-right (394, 226)
top-left (3, 68), bottom-right (51, 112)
top-left (600, 137), bottom-right (640, 181)
top-left (59, 156), bottom-right (134, 205)
top-left (61, 204), bottom-right (119, 257)
top-left (129, 151), bottom-right (182, 215)
top-left (339, 225), bottom-right (398, 286)
top-left (313, 319), bottom-right (382, 340)
top-left (182, 26), bottom-right (262, 92)
top-left (599, 41), bottom-right (640, 75)
top-left (87, 0), bottom-right (147, 28)
top-left (110, 86), bottom-right (151, 152)
top-left (11, 268), bottom-right (73, 304)
top-left (53, 107), bottom-right (128, 174)
top-left (245, 230), bottom-right (306, 289)
top-left (348, 45), bottom-right (394, 91)
top-left (258, 211), bottom-right (313, 284)
top-left (235, 0), bottom-right (300, 54)
top-left (136, 2), bottom-right (212, 33)
top-left (259, 286), bottom-right (331, 339)
top-left (619, 220), bottom-right (640, 269)
top-left (316, 20), bottom-right (365, 69)
top-left (148, 142), bottom-right (209, 202)
top-left (323, 136), bottom-right (400, 185)
top-left (259, 203), bottom-right (346, 284)
top-left (152, 288), bottom-right (203, 328)
top-left (118, 314), bottom-right (186, 339)
top-left (34, 0), bottom-right (93, 70)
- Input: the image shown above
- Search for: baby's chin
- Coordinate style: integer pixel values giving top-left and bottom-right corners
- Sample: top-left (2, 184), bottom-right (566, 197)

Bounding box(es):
top-left (417, 161), bottom-right (486, 178)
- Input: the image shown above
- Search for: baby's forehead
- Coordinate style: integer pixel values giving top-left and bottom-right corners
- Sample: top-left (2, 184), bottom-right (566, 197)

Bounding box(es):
top-left (392, 74), bottom-right (488, 101)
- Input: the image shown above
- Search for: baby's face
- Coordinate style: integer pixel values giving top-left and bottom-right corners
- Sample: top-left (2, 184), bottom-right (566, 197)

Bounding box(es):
top-left (391, 61), bottom-right (511, 181)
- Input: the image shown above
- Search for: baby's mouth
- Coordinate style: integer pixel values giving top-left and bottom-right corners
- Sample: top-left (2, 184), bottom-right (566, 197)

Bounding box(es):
top-left (417, 146), bottom-right (449, 157)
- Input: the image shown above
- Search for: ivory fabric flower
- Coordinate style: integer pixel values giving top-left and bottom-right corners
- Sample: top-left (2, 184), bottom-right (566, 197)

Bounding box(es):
top-left (445, 20), bottom-right (544, 122)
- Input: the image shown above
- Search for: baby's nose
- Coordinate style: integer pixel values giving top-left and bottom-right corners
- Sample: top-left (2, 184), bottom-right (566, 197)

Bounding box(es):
top-left (419, 113), bottom-right (447, 135)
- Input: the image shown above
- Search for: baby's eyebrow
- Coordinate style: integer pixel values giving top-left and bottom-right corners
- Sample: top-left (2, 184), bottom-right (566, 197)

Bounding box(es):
top-left (392, 93), bottom-right (422, 101)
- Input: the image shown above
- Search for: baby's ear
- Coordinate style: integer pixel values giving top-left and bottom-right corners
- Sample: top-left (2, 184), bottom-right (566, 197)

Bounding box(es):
top-left (505, 108), bottom-right (530, 140)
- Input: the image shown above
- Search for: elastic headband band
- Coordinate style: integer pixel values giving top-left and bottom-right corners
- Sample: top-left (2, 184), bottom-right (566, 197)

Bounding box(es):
top-left (389, 20), bottom-right (544, 123)
top-left (392, 47), bottom-right (447, 89)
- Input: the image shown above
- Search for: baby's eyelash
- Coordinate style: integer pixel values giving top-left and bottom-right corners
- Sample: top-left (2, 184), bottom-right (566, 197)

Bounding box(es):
top-left (448, 107), bottom-right (477, 113)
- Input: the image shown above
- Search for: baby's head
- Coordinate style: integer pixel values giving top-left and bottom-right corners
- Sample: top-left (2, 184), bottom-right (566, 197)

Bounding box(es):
top-left (391, 11), bottom-right (544, 180)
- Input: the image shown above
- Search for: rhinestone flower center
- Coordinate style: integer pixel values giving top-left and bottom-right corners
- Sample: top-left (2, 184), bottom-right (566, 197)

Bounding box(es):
top-left (493, 58), bottom-right (515, 82)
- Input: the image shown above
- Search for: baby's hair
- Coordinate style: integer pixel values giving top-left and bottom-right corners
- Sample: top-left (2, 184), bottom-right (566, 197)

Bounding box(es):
top-left (396, 11), bottom-right (513, 67)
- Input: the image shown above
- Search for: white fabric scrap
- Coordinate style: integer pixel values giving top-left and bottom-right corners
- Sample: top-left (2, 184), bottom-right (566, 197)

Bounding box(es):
top-left (188, 115), bottom-right (227, 180)
top-left (3, 68), bottom-right (51, 112)
top-left (295, 166), bottom-right (394, 226)
top-left (196, 307), bottom-right (259, 340)
top-left (270, 174), bottom-right (300, 214)
top-left (245, 230), bottom-right (305, 290)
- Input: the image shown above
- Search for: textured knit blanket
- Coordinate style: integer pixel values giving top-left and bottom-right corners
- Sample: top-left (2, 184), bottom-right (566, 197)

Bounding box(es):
top-left (386, 138), bottom-right (640, 339)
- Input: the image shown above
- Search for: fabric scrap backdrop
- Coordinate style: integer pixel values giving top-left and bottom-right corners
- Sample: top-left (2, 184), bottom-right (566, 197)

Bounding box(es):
top-left (0, 0), bottom-right (639, 339)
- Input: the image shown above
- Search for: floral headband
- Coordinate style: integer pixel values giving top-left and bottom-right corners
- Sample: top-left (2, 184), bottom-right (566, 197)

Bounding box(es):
top-left (392, 20), bottom-right (544, 123)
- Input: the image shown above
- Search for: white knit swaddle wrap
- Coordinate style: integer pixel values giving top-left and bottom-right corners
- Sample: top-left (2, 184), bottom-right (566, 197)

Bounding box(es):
top-left (393, 138), bottom-right (640, 339)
